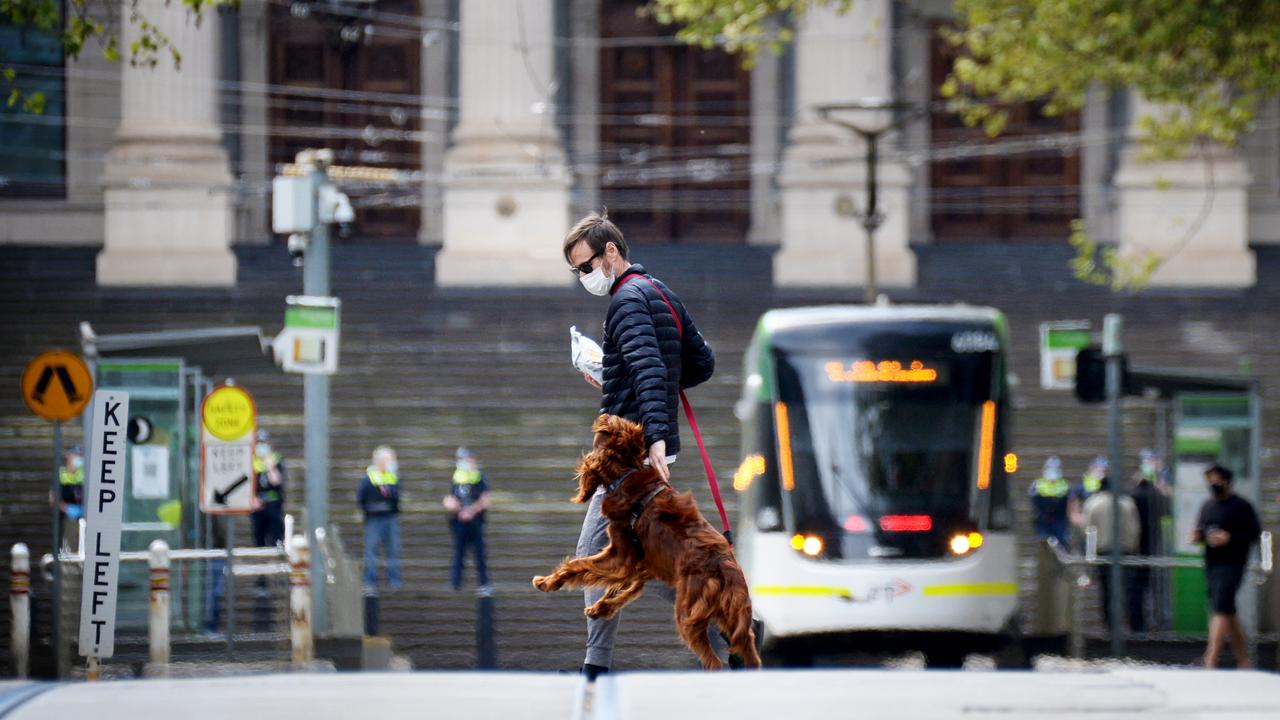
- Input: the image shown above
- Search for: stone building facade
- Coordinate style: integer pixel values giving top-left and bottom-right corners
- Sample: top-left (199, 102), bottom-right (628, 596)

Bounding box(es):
top-left (1, 0), bottom-right (1276, 288)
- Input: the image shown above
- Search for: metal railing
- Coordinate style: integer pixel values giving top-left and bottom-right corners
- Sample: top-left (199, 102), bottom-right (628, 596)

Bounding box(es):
top-left (13, 515), bottom-right (335, 678)
top-left (1039, 530), bottom-right (1274, 663)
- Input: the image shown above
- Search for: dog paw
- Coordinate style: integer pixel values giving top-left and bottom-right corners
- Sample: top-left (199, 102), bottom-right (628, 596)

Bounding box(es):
top-left (584, 603), bottom-right (616, 620)
top-left (532, 575), bottom-right (556, 592)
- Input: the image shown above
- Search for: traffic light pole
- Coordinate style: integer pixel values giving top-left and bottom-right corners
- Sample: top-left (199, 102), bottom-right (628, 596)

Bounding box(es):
top-left (302, 162), bottom-right (331, 634)
top-left (1104, 313), bottom-right (1125, 658)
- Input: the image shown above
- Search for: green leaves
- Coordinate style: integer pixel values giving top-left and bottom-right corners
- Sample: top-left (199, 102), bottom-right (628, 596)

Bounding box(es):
top-left (1069, 220), bottom-right (1160, 292)
top-left (3, 0), bottom-right (238, 108)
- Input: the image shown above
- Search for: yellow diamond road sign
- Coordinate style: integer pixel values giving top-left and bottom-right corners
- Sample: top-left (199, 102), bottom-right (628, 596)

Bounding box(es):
top-left (201, 385), bottom-right (255, 441)
top-left (22, 350), bottom-right (93, 422)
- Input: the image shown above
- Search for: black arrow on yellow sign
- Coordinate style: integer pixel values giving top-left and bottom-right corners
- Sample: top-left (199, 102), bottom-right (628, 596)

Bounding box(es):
top-left (32, 364), bottom-right (82, 406)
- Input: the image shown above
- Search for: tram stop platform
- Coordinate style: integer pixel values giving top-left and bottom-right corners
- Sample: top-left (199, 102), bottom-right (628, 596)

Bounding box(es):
top-left (2, 669), bottom-right (1279, 719)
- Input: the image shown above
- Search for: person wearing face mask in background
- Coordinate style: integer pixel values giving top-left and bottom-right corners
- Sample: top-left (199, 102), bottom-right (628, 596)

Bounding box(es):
top-left (562, 210), bottom-right (717, 680)
top-left (51, 444), bottom-right (85, 550)
top-left (1191, 464), bottom-right (1261, 668)
top-left (358, 445), bottom-right (402, 591)
top-left (1129, 448), bottom-right (1171, 628)
top-left (250, 429), bottom-right (288, 548)
top-left (1068, 455), bottom-right (1109, 545)
top-left (443, 447), bottom-right (492, 595)
top-left (1030, 456), bottom-right (1071, 546)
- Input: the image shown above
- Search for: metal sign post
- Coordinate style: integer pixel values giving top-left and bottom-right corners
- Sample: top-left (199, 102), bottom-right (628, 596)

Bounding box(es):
top-left (21, 350), bottom-right (93, 678)
top-left (1103, 313), bottom-right (1125, 658)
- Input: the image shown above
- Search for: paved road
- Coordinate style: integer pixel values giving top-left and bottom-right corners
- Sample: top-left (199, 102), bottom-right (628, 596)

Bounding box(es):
top-left (3, 669), bottom-right (1279, 719)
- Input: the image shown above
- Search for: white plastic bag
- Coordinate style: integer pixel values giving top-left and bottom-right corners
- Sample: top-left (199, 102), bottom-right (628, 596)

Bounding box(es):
top-left (570, 326), bottom-right (604, 385)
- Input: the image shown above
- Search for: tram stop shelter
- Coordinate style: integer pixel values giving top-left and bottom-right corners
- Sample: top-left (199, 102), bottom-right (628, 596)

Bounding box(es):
top-left (75, 323), bottom-right (278, 634)
top-left (1125, 367), bottom-right (1267, 639)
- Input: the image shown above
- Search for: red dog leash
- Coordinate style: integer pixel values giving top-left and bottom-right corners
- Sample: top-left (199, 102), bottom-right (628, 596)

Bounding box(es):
top-left (617, 272), bottom-right (733, 544)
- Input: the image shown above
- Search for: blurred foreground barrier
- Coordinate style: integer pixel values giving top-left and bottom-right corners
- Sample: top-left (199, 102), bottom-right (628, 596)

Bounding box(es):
top-left (11, 543), bottom-right (30, 678)
top-left (148, 540), bottom-right (171, 675)
top-left (289, 534), bottom-right (314, 667)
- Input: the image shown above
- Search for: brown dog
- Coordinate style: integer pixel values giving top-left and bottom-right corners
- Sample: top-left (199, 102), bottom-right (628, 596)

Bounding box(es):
top-left (533, 415), bottom-right (761, 670)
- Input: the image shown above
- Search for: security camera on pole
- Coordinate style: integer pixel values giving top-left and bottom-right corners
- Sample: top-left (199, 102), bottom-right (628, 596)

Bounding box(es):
top-left (271, 149), bottom-right (352, 633)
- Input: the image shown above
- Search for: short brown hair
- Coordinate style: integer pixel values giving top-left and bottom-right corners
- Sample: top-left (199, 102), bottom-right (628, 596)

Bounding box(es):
top-left (563, 210), bottom-right (628, 263)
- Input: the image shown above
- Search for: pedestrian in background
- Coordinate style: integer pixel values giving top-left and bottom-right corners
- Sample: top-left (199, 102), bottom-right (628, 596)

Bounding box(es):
top-left (1191, 464), bottom-right (1261, 668)
top-left (250, 429), bottom-right (287, 548)
top-left (444, 446), bottom-right (491, 595)
top-left (358, 445), bottom-right (402, 591)
top-left (1069, 455), bottom-right (1108, 542)
top-left (1130, 449), bottom-right (1171, 628)
top-left (1030, 456), bottom-right (1070, 546)
top-left (1083, 475), bottom-right (1142, 631)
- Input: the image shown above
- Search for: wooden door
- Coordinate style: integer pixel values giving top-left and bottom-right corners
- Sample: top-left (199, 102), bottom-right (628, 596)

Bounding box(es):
top-left (929, 24), bottom-right (1080, 243)
top-left (268, 1), bottom-right (421, 242)
top-left (599, 1), bottom-right (751, 245)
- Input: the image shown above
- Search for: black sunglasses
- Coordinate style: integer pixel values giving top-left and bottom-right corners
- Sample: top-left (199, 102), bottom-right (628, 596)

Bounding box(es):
top-left (569, 250), bottom-right (603, 276)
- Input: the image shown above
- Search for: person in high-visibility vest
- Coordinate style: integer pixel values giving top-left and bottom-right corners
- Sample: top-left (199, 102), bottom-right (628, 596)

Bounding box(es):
top-left (357, 445), bottom-right (402, 591)
top-left (250, 429), bottom-right (287, 548)
top-left (52, 444), bottom-right (85, 549)
top-left (443, 447), bottom-right (491, 594)
top-left (1029, 456), bottom-right (1070, 545)
top-left (1069, 455), bottom-right (1108, 538)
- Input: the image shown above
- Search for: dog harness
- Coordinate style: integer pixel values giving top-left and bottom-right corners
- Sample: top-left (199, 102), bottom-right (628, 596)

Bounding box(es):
top-left (604, 468), bottom-right (670, 532)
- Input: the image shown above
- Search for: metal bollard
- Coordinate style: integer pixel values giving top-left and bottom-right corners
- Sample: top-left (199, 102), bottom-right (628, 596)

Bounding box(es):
top-left (1084, 526), bottom-right (1098, 561)
top-left (148, 540), bottom-right (171, 674)
top-left (284, 514), bottom-right (295, 547)
top-left (288, 535), bottom-right (313, 667)
top-left (11, 544), bottom-right (30, 678)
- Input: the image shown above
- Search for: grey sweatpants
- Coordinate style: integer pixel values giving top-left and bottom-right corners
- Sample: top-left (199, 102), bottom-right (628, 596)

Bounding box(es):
top-left (576, 486), bottom-right (675, 667)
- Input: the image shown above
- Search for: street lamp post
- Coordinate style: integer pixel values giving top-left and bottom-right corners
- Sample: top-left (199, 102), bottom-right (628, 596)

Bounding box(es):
top-left (816, 100), bottom-right (922, 304)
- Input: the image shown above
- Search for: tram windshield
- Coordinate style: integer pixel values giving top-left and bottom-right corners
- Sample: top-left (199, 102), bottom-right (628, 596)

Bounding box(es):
top-left (773, 323), bottom-right (1002, 560)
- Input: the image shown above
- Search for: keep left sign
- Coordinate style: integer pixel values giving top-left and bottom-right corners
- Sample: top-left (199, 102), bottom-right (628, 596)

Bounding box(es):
top-left (79, 389), bottom-right (129, 658)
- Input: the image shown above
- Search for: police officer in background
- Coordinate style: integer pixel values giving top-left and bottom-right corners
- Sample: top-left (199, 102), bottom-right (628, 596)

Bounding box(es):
top-left (358, 446), bottom-right (402, 591)
top-left (1030, 456), bottom-right (1070, 545)
top-left (250, 429), bottom-right (287, 548)
top-left (1069, 455), bottom-right (1108, 540)
top-left (52, 444), bottom-right (85, 549)
top-left (443, 447), bottom-right (491, 595)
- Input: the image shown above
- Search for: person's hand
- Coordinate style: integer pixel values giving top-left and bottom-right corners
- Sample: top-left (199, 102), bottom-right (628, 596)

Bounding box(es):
top-left (1207, 529), bottom-right (1231, 547)
top-left (443, 495), bottom-right (460, 513)
top-left (251, 496), bottom-right (263, 511)
top-left (1190, 528), bottom-right (1204, 544)
top-left (458, 507), bottom-right (474, 522)
top-left (583, 371), bottom-right (602, 390)
top-left (648, 440), bottom-right (669, 482)
top-left (267, 467), bottom-right (283, 487)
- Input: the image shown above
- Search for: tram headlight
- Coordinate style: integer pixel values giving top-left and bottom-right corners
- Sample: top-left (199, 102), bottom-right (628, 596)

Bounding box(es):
top-left (949, 531), bottom-right (984, 556)
top-left (791, 533), bottom-right (824, 557)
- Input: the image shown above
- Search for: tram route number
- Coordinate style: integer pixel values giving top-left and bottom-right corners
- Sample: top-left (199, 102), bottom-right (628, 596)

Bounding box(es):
top-left (951, 331), bottom-right (999, 354)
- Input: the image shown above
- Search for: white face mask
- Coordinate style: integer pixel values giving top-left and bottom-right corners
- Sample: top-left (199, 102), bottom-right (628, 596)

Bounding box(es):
top-left (579, 263), bottom-right (614, 296)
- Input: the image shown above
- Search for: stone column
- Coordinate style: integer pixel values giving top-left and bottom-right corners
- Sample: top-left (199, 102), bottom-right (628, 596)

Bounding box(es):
top-left (97, 0), bottom-right (235, 286)
top-left (775, 0), bottom-right (915, 288)
top-left (437, 0), bottom-right (570, 286)
top-left (747, 16), bottom-right (782, 246)
top-left (1113, 91), bottom-right (1254, 287)
top-left (236, 2), bottom-right (271, 244)
top-left (418, 0), bottom-right (452, 246)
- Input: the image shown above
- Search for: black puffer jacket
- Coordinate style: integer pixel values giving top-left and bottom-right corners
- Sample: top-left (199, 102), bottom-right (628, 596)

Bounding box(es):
top-left (600, 265), bottom-right (715, 455)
